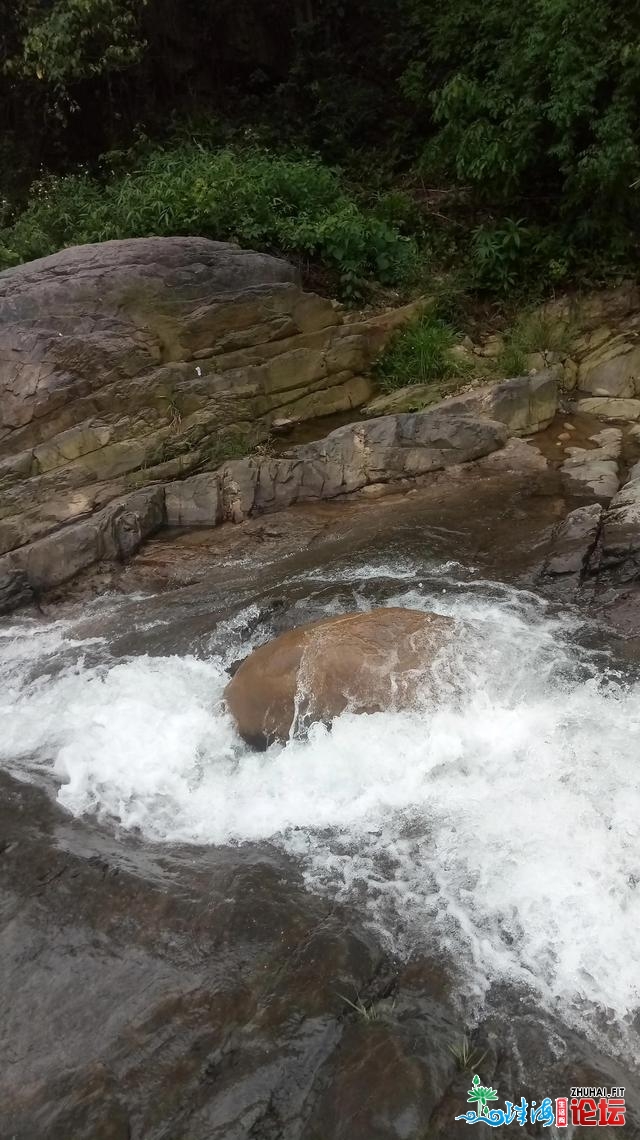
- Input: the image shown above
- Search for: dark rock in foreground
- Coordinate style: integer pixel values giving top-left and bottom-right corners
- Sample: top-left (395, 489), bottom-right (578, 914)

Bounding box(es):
top-left (1, 770), bottom-right (638, 1139)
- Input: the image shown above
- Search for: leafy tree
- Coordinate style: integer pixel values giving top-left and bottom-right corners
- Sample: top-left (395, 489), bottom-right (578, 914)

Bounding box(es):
top-left (400, 0), bottom-right (640, 259)
top-left (14, 0), bottom-right (146, 84)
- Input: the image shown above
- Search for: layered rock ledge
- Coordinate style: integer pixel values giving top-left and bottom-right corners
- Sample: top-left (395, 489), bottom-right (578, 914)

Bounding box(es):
top-left (0, 405), bottom-right (514, 610)
top-left (0, 237), bottom-right (561, 611)
top-left (0, 237), bottom-right (420, 556)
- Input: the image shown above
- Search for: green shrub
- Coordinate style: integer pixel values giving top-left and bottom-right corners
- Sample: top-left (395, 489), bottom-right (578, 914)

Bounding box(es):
top-left (374, 312), bottom-right (473, 392)
top-left (372, 189), bottom-right (426, 236)
top-left (497, 340), bottom-right (528, 379)
top-left (466, 217), bottom-right (586, 297)
top-left (469, 218), bottom-right (530, 296)
top-left (498, 309), bottom-right (573, 375)
top-left (0, 145), bottom-right (419, 299)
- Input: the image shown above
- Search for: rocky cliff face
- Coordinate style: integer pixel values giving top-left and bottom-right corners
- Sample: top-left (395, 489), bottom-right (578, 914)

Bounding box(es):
top-left (0, 236), bottom-right (561, 611)
top-left (0, 236), bottom-right (413, 559)
top-left (548, 284), bottom-right (640, 417)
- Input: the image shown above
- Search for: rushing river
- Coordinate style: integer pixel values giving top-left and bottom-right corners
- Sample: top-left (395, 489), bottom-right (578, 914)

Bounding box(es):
top-left (2, 517), bottom-right (640, 1070)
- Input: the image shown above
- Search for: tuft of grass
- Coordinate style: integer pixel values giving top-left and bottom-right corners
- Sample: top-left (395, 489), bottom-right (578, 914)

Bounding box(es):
top-left (338, 992), bottom-right (397, 1023)
top-left (374, 313), bottom-right (473, 393)
top-left (165, 395), bottom-right (183, 430)
top-left (498, 309), bottom-right (573, 377)
top-left (201, 428), bottom-right (262, 468)
top-left (448, 1036), bottom-right (488, 1073)
top-left (497, 340), bottom-right (528, 378)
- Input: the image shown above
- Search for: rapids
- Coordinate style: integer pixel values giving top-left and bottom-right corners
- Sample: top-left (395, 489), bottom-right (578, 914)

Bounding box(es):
top-left (2, 546), bottom-right (640, 1065)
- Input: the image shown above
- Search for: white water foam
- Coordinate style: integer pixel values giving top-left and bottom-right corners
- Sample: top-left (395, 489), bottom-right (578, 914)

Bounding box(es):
top-left (1, 583), bottom-right (640, 1054)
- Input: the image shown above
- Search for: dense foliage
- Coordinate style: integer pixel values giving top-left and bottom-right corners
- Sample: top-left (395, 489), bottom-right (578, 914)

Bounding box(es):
top-left (2, 0), bottom-right (640, 294)
top-left (0, 145), bottom-right (418, 296)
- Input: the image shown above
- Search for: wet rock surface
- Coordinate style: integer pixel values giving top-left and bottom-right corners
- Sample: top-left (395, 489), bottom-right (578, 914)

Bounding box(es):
top-left (560, 426), bottom-right (622, 500)
top-left (34, 449), bottom-right (568, 612)
top-left (0, 565), bottom-right (33, 612)
top-left (0, 771), bottom-right (401, 1140)
top-left (2, 772), bottom-right (639, 1140)
top-left (599, 460), bottom-right (640, 575)
top-left (218, 410), bottom-right (509, 524)
top-left (224, 607), bottom-right (455, 747)
top-left (542, 502), bottom-right (603, 583)
top-left (4, 408), bottom-right (640, 1138)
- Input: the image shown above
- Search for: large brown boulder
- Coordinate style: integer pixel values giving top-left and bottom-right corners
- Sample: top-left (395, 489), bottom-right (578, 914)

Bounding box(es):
top-left (224, 607), bottom-right (455, 748)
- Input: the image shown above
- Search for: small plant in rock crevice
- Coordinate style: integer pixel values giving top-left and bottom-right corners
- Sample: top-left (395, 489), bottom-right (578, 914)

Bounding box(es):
top-left (164, 395), bottom-right (183, 430)
top-left (337, 992), bottom-right (397, 1024)
top-left (448, 1035), bottom-right (488, 1073)
top-left (199, 426), bottom-right (271, 470)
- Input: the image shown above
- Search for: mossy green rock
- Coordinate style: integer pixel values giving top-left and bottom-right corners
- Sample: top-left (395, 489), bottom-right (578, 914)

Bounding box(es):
top-left (365, 384), bottom-right (442, 416)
